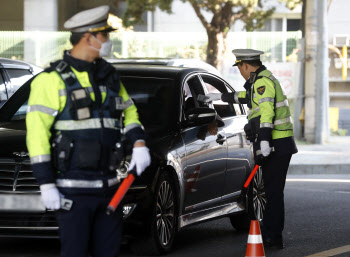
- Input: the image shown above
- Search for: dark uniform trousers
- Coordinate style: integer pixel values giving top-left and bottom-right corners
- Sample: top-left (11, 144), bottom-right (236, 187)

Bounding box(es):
top-left (56, 194), bottom-right (123, 257)
top-left (261, 152), bottom-right (292, 240)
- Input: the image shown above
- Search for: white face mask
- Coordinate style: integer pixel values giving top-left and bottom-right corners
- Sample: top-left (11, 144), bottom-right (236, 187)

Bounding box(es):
top-left (90, 35), bottom-right (113, 57)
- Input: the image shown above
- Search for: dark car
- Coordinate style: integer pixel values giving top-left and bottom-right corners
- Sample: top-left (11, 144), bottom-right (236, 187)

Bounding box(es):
top-left (0, 58), bottom-right (42, 105)
top-left (0, 65), bottom-right (266, 255)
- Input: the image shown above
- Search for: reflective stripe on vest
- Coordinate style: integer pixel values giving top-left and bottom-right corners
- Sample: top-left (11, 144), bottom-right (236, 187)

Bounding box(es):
top-left (27, 105), bottom-right (58, 117)
top-left (247, 106), bottom-right (260, 116)
top-left (258, 97), bottom-right (275, 104)
top-left (56, 177), bottom-right (120, 188)
top-left (274, 116), bottom-right (293, 126)
top-left (276, 99), bottom-right (289, 108)
top-left (30, 154), bottom-right (51, 164)
top-left (54, 118), bottom-right (120, 130)
top-left (260, 122), bottom-right (274, 129)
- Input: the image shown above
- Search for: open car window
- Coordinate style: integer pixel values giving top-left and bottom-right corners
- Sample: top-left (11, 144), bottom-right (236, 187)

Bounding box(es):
top-left (200, 74), bottom-right (244, 117)
top-left (182, 75), bottom-right (210, 121)
top-left (120, 76), bottom-right (179, 135)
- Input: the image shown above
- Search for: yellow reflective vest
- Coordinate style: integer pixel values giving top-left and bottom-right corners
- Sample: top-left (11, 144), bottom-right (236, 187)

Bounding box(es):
top-left (26, 58), bottom-right (143, 185)
top-left (235, 69), bottom-right (294, 140)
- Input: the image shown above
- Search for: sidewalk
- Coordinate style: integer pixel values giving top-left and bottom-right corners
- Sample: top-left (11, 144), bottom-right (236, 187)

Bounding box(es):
top-left (288, 136), bottom-right (350, 174)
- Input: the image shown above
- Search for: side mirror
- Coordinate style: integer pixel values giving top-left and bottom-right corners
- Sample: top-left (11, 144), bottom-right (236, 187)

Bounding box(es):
top-left (185, 107), bottom-right (216, 126)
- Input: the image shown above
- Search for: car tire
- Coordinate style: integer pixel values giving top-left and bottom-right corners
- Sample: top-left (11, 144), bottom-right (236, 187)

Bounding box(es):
top-left (130, 172), bottom-right (177, 256)
top-left (230, 166), bottom-right (266, 231)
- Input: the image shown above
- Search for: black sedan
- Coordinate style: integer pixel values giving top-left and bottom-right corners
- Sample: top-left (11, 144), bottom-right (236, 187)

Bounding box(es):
top-left (0, 65), bottom-right (266, 255)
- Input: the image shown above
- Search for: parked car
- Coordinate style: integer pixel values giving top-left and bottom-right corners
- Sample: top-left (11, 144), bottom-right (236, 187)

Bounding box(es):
top-left (0, 58), bottom-right (42, 105)
top-left (0, 65), bottom-right (266, 255)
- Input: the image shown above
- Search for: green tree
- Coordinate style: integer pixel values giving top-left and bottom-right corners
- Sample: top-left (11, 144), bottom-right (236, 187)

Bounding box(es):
top-left (122, 0), bottom-right (275, 69)
top-left (279, 0), bottom-right (302, 10)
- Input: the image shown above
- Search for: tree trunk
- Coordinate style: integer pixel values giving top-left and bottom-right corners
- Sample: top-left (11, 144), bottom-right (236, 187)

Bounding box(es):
top-left (206, 30), bottom-right (227, 71)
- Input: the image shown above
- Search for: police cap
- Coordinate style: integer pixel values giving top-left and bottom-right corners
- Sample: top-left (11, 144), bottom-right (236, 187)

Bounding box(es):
top-left (64, 5), bottom-right (117, 33)
top-left (232, 49), bottom-right (264, 66)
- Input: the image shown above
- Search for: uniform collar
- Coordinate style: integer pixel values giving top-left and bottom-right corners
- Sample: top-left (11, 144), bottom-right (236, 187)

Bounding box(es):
top-left (255, 65), bottom-right (267, 76)
top-left (63, 50), bottom-right (96, 72)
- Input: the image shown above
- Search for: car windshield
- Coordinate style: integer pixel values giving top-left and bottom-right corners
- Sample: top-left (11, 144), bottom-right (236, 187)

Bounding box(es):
top-left (0, 76), bottom-right (179, 134)
top-left (120, 76), bottom-right (178, 135)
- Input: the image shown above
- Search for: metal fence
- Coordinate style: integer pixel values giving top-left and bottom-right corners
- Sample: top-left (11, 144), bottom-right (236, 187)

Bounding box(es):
top-left (0, 31), bottom-right (301, 68)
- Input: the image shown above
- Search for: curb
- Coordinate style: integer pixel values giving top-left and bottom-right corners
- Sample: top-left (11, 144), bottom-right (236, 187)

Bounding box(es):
top-left (288, 164), bottom-right (350, 174)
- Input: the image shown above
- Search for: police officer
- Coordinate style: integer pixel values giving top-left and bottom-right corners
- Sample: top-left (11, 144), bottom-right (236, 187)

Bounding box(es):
top-left (26, 6), bottom-right (151, 257)
top-left (203, 49), bottom-right (297, 249)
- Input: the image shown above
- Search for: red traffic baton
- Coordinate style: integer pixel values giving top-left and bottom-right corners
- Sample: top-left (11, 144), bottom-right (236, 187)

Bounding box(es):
top-left (244, 164), bottom-right (259, 188)
top-left (106, 170), bottom-right (136, 215)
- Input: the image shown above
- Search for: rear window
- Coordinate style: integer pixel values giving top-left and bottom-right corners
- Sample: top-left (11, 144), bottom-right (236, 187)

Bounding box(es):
top-left (120, 77), bottom-right (179, 135)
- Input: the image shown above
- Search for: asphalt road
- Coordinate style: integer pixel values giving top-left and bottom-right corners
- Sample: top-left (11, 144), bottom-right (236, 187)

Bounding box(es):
top-left (1, 174), bottom-right (350, 257)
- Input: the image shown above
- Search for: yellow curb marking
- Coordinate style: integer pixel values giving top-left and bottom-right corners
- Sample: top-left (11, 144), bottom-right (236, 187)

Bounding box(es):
top-left (305, 245), bottom-right (350, 257)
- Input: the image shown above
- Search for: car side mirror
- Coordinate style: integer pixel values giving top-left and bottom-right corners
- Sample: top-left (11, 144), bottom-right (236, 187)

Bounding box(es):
top-left (185, 107), bottom-right (216, 126)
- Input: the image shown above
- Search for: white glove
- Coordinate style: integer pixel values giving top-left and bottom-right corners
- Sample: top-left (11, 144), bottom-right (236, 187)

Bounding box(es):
top-left (198, 93), bottom-right (222, 103)
top-left (260, 141), bottom-right (272, 157)
top-left (128, 146), bottom-right (151, 176)
top-left (40, 183), bottom-right (61, 210)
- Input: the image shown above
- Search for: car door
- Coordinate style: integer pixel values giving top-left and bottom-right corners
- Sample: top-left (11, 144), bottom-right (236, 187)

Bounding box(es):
top-left (200, 73), bottom-right (249, 199)
top-left (181, 74), bottom-right (227, 212)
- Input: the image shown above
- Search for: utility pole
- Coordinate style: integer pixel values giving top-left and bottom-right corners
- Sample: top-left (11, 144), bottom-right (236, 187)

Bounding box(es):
top-left (304, 0), bottom-right (329, 144)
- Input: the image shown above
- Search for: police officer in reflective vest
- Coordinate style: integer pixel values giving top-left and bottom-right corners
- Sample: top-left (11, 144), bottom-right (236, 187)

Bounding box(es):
top-left (203, 49), bottom-right (298, 249)
top-left (26, 6), bottom-right (151, 257)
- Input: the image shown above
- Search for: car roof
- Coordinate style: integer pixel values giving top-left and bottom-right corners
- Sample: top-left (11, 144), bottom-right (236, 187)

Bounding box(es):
top-left (113, 64), bottom-right (210, 80)
top-left (108, 58), bottom-right (222, 76)
top-left (0, 58), bottom-right (42, 74)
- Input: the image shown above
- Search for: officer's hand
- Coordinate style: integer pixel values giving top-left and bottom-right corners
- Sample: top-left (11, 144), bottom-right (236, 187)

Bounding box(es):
top-left (260, 140), bottom-right (272, 157)
top-left (197, 93), bottom-right (222, 103)
top-left (128, 146), bottom-right (151, 176)
top-left (39, 184), bottom-right (61, 210)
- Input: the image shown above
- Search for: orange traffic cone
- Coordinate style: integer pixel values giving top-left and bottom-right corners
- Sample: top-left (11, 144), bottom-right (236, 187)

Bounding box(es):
top-left (245, 220), bottom-right (265, 257)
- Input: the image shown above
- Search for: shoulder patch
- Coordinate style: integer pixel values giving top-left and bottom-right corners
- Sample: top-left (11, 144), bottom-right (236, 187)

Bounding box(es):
top-left (257, 86), bottom-right (266, 95)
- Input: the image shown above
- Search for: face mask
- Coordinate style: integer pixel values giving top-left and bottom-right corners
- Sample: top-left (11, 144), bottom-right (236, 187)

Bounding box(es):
top-left (90, 36), bottom-right (113, 57)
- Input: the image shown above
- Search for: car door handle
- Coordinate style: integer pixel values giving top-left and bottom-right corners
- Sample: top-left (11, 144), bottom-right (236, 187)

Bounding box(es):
top-left (216, 134), bottom-right (227, 144)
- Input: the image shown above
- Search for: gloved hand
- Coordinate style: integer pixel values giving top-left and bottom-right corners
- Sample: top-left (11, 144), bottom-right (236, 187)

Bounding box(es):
top-left (260, 140), bottom-right (272, 157)
top-left (197, 93), bottom-right (222, 103)
top-left (40, 184), bottom-right (61, 210)
top-left (128, 146), bottom-right (151, 176)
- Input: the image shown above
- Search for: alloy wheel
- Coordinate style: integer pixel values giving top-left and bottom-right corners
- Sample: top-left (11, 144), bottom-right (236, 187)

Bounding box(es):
top-left (253, 167), bottom-right (266, 221)
top-left (156, 181), bottom-right (175, 246)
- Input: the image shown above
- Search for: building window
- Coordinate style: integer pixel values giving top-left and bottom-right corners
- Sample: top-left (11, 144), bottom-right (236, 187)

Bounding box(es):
top-left (287, 19), bottom-right (301, 31)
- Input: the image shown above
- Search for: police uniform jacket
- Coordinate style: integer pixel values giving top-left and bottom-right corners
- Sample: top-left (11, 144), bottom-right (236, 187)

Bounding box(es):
top-left (222, 65), bottom-right (297, 156)
top-left (26, 51), bottom-right (145, 194)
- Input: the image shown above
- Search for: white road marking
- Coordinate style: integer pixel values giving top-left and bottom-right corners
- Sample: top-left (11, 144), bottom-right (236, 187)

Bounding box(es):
top-left (334, 191), bottom-right (350, 194)
top-left (286, 179), bottom-right (350, 183)
top-left (305, 245), bottom-right (350, 256)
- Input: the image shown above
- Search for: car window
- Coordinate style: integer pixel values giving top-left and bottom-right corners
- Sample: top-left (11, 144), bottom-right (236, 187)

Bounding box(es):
top-left (120, 76), bottom-right (178, 135)
top-left (200, 74), bottom-right (241, 117)
top-left (0, 71), bottom-right (6, 105)
top-left (6, 69), bottom-right (33, 98)
top-left (11, 101), bottom-right (28, 121)
top-left (182, 75), bottom-right (207, 113)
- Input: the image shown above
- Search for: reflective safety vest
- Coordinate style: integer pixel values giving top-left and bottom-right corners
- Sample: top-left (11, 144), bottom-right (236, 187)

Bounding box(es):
top-left (235, 69), bottom-right (294, 140)
top-left (26, 60), bottom-right (142, 183)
